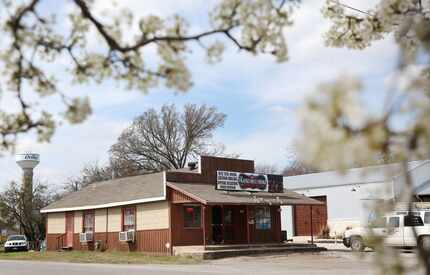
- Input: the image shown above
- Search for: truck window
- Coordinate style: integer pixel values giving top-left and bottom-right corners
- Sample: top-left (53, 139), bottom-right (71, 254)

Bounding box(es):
top-left (404, 215), bottom-right (424, 227)
top-left (388, 217), bottom-right (399, 228)
top-left (425, 212), bottom-right (430, 224)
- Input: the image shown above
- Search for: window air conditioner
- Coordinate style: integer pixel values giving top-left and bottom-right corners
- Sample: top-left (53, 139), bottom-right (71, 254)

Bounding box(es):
top-left (79, 232), bottom-right (93, 243)
top-left (119, 230), bottom-right (135, 242)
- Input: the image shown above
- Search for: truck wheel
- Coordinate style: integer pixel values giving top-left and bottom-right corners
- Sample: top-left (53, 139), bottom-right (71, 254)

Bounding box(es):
top-left (420, 236), bottom-right (430, 251)
top-left (350, 236), bottom-right (364, 252)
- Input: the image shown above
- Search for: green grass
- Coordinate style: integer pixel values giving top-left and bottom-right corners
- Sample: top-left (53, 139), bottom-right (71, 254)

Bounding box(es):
top-left (0, 250), bottom-right (201, 265)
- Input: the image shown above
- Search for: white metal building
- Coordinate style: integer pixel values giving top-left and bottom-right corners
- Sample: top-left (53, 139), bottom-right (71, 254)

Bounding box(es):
top-left (281, 160), bottom-right (430, 238)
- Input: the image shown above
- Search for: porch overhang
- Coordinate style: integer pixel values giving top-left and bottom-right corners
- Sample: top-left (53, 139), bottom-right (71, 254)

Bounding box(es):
top-left (167, 182), bottom-right (322, 206)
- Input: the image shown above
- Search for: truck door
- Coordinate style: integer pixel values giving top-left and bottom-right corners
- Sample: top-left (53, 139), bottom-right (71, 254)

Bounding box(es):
top-left (385, 216), bottom-right (403, 247)
top-left (403, 214), bottom-right (424, 247)
top-left (370, 216), bottom-right (387, 237)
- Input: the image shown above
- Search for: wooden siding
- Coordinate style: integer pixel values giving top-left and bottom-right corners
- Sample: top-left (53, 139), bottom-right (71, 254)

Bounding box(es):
top-left (47, 229), bottom-right (170, 254)
top-left (200, 156), bottom-right (254, 185)
top-left (166, 156), bottom-right (254, 185)
top-left (294, 196), bottom-right (328, 236)
top-left (136, 229), bottom-right (170, 254)
top-left (166, 172), bottom-right (205, 183)
top-left (47, 212), bottom-right (65, 234)
top-left (171, 203), bottom-right (203, 246)
top-left (137, 201), bottom-right (169, 230)
top-left (170, 203), bottom-right (282, 246)
top-left (46, 233), bottom-right (64, 251)
top-left (169, 188), bottom-right (198, 204)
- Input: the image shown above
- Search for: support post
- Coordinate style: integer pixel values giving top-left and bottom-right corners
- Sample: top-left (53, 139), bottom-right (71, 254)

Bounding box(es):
top-left (310, 205), bottom-right (314, 245)
top-left (202, 205), bottom-right (206, 248)
top-left (220, 205), bottom-right (224, 244)
top-left (246, 205), bottom-right (250, 246)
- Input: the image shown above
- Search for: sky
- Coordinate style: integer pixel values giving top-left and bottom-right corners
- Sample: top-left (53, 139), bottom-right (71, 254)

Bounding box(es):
top-left (0, 0), bottom-right (398, 190)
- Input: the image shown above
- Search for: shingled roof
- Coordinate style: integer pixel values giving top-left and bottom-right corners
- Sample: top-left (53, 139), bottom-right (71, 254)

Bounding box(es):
top-left (167, 182), bottom-right (323, 205)
top-left (41, 172), bottom-right (166, 213)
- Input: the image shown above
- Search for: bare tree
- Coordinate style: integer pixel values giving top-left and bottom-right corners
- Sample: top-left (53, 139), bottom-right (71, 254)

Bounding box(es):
top-left (282, 160), bottom-right (320, 176)
top-left (110, 104), bottom-right (226, 172)
top-left (64, 161), bottom-right (113, 192)
top-left (282, 149), bottom-right (320, 176)
top-left (0, 180), bottom-right (59, 243)
top-left (255, 163), bottom-right (279, 174)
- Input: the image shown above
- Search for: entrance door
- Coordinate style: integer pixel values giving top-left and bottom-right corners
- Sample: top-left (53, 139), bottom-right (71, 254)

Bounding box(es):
top-left (385, 215), bottom-right (403, 247)
top-left (223, 208), bottom-right (234, 242)
top-left (212, 206), bottom-right (223, 243)
top-left (65, 212), bottom-right (74, 248)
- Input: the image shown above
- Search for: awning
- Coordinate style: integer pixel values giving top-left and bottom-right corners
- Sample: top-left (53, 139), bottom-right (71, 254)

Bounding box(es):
top-left (167, 182), bottom-right (323, 205)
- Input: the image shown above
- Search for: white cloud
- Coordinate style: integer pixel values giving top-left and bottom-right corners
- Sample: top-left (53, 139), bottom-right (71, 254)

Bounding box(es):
top-left (0, 116), bottom-right (127, 190)
top-left (221, 126), bottom-right (294, 166)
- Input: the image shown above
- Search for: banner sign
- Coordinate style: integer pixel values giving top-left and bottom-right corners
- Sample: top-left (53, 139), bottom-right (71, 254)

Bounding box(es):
top-left (217, 171), bottom-right (268, 192)
top-left (267, 174), bottom-right (284, 193)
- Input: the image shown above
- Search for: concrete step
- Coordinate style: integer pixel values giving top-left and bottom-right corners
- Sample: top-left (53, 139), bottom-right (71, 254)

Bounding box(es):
top-left (176, 244), bottom-right (327, 260)
top-left (203, 243), bottom-right (311, 251)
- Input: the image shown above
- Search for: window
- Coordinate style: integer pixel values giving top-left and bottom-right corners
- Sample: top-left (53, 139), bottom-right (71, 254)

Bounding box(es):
top-left (83, 211), bottom-right (94, 233)
top-left (388, 217), bottom-right (399, 228)
top-left (408, 211), bottom-right (420, 216)
top-left (183, 205), bottom-right (201, 228)
top-left (255, 206), bottom-right (271, 230)
top-left (7, 235), bottom-right (26, 241)
top-left (122, 207), bottom-right (135, 231)
top-left (404, 215), bottom-right (424, 227)
top-left (424, 212), bottom-right (430, 224)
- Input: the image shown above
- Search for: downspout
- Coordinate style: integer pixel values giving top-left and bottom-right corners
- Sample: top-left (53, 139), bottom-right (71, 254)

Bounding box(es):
top-left (246, 205), bottom-right (250, 247)
top-left (168, 200), bottom-right (173, 256)
top-left (310, 206), bottom-right (314, 245)
top-left (202, 205), bottom-right (206, 249)
top-left (106, 208), bottom-right (108, 247)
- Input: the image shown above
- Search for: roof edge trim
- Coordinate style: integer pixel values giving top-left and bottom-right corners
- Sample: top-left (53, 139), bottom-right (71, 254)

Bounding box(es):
top-left (286, 180), bottom-right (388, 191)
top-left (40, 196), bottom-right (166, 213)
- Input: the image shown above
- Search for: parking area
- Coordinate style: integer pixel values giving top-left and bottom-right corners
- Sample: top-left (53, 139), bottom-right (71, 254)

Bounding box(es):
top-left (0, 250), bottom-right (423, 275)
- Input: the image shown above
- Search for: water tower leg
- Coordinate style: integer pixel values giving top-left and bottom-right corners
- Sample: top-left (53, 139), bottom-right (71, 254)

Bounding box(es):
top-left (22, 168), bottom-right (34, 236)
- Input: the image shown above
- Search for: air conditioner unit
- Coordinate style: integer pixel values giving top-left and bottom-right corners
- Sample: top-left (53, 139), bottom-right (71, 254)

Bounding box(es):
top-left (119, 230), bottom-right (135, 242)
top-left (79, 232), bottom-right (93, 243)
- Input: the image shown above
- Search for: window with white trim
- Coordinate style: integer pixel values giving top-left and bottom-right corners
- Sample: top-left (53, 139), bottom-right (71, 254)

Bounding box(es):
top-left (83, 210), bottom-right (94, 233)
top-left (123, 207), bottom-right (135, 231)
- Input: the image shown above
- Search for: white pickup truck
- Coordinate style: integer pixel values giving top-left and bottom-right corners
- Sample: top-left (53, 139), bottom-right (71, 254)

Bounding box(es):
top-left (343, 210), bottom-right (430, 251)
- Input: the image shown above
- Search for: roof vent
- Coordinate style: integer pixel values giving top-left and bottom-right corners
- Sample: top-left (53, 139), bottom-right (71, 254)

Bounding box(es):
top-left (188, 162), bottom-right (198, 170)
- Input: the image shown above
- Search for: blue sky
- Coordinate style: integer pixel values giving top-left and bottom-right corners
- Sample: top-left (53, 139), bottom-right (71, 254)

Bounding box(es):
top-left (0, 0), bottom-right (398, 190)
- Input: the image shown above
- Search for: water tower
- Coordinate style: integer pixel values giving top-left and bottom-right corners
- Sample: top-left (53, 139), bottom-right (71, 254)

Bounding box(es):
top-left (16, 153), bottom-right (40, 219)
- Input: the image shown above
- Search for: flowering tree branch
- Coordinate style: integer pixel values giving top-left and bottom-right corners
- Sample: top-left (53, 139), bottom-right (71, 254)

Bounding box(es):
top-left (0, 0), bottom-right (295, 151)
